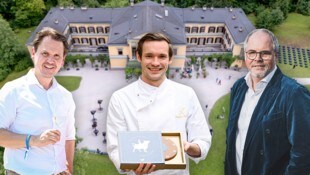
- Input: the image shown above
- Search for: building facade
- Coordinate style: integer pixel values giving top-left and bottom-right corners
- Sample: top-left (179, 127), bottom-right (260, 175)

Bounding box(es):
top-left (26, 0), bottom-right (255, 69)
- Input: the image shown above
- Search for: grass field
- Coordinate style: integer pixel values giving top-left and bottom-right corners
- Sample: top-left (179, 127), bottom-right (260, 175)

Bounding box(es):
top-left (273, 13), bottom-right (310, 48)
top-left (0, 68), bottom-right (81, 92)
top-left (15, 26), bottom-right (37, 45)
top-left (190, 93), bottom-right (230, 175)
top-left (277, 63), bottom-right (310, 78)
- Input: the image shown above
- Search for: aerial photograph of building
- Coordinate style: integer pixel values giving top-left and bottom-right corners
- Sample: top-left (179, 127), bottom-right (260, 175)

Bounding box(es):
top-left (0, 0), bottom-right (309, 174)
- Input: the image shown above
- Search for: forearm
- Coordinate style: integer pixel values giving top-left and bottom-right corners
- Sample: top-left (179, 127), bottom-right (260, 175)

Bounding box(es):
top-left (65, 140), bottom-right (75, 174)
top-left (0, 128), bottom-right (28, 148)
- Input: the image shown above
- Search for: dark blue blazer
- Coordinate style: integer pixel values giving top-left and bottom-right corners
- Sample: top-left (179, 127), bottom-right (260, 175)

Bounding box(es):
top-left (225, 68), bottom-right (310, 175)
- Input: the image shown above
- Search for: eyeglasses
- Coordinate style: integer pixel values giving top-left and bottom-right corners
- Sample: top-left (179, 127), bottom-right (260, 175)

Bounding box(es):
top-left (245, 50), bottom-right (273, 60)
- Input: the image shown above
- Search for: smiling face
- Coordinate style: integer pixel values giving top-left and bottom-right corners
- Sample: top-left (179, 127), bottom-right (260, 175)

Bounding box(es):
top-left (31, 36), bottom-right (65, 87)
top-left (245, 31), bottom-right (276, 82)
top-left (137, 40), bottom-right (172, 87)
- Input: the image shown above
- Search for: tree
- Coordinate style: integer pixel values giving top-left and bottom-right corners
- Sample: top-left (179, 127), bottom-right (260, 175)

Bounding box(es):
top-left (104, 0), bottom-right (128, 7)
top-left (296, 0), bottom-right (310, 15)
top-left (58, 0), bottom-right (74, 6)
top-left (256, 8), bottom-right (273, 29)
top-left (272, 0), bottom-right (290, 18)
top-left (82, 0), bottom-right (101, 7)
top-left (12, 0), bottom-right (46, 28)
top-left (0, 0), bottom-right (15, 20)
top-left (0, 15), bottom-right (26, 81)
top-left (270, 8), bottom-right (284, 25)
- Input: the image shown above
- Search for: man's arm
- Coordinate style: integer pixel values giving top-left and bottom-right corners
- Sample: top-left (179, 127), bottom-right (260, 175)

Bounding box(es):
top-left (183, 141), bottom-right (201, 157)
top-left (0, 128), bottom-right (61, 148)
top-left (186, 89), bottom-right (212, 162)
top-left (286, 86), bottom-right (310, 174)
top-left (65, 140), bottom-right (75, 174)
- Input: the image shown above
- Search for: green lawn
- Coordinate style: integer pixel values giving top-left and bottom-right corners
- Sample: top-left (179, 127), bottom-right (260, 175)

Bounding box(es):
top-left (0, 68), bottom-right (31, 88)
top-left (55, 76), bottom-right (82, 92)
top-left (277, 63), bottom-right (310, 78)
top-left (78, 153), bottom-right (119, 175)
top-left (273, 13), bottom-right (310, 48)
top-left (190, 93), bottom-right (230, 175)
top-left (0, 68), bottom-right (81, 92)
top-left (15, 26), bottom-right (37, 45)
top-left (247, 13), bottom-right (310, 49)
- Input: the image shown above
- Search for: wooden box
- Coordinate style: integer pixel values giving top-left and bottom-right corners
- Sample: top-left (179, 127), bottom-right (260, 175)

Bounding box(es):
top-left (119, 131), bottom-right (186, 170)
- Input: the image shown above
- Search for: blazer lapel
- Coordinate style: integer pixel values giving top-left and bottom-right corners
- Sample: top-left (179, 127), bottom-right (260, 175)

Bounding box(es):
top-left (242, 69), bottom-right (283, 157)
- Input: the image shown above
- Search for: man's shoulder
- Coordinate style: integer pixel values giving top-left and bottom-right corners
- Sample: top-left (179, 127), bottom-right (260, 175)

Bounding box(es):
top-left (1, 75), bottom-right (27, 91)
top-left (168, 79), bottom-right (193, 91)
top-left (280, 75), bottom-right (308, 93)
top-left (113, 81), bottom-right (137, 96)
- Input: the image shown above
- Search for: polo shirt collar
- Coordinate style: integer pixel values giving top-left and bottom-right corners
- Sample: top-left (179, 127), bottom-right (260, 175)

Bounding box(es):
top-left (25, 69), bottom-right (58, 90)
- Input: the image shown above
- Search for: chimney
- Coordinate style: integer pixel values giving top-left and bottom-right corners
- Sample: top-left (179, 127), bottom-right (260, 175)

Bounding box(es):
top-left (165, 9), bottom-right (168, 17)
top-left (130, 0), bottom-right (134, 7)
top-left (161, 0), bottom-right (165, 6)
top-left (81, 6), bottom-right (87, 10)
top-left (202, 5), bottom-right (207, 11)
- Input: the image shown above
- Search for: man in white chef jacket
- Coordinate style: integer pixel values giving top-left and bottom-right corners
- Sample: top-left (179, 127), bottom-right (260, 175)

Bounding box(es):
top-left (107, 32), bottom-right (212, 175)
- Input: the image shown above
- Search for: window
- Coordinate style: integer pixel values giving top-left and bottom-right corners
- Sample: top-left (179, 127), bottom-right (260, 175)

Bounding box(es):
top-left (105, 27), bottom-right (110, 33)
top-left (72, 38), bottom-right (80, 44)
top-left (185, 27), bottom-right (190, 33)
top-left (98, 38), bottom-right (105, 44)
top-left (90, 38), bottom-right (97, 45)
top-left (118, 48), bottom-right (123, 55)
top-left (198, 38), bottom-right (205, 45)
top-left (88, 27), bottom-right (95, 33)
top-left (217, 27), bottom-right (225, 33)
top-left (191, 27), bottom-right (198, 33)
top-left (173, 48), bottom-right (178, 55)
top-left (187, 38), bottom-right (189, 43)
top-left (215, 37), bottom-right (222, 44)
top-left (206, 37), bottom-right (213, 44)
top-left (79, 27), bottom-right (86, 33)
top-left (200, 27), bottom-right (205, 33)
top-left (81, 38), bottom-right (88, 44)
top-left (97, 27), bottom-right (104, 33)
top-left (70, 27), bottom-right (78, 33)
top-left (190, 38), bottom-right (197, 44)
top-left (208, 27), bottom-right (215, 33)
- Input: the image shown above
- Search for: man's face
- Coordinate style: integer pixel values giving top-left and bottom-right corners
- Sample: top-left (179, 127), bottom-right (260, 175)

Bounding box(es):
top-left (137, 40), bottom-right (172, 87)
top-left (245, 32), bottom-right (276, 80)
top-left (31, 36), bottom-right (65, 80)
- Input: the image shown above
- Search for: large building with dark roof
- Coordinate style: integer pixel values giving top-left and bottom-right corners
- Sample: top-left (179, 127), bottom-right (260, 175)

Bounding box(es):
top-left (26, 0), bottom-right (255, 69)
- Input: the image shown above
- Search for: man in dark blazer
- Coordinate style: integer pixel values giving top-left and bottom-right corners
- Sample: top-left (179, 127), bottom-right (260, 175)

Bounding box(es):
top-left (225, 29), bottom-right (310, 175)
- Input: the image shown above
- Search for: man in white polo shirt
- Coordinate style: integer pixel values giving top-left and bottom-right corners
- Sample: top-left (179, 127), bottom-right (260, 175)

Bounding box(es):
top-left (0, 27), bottom-right (76, 175)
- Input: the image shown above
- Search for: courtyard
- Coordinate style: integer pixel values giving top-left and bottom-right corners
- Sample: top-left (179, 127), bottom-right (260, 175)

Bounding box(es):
top-left (57, 60), bottom-right (248, 153)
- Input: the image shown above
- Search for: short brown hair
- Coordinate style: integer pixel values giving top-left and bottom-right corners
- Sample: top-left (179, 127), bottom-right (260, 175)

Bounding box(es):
top-left (32, 27), bottom-right (69, 56)
top-left (137, 33), bottom-right (173, 60)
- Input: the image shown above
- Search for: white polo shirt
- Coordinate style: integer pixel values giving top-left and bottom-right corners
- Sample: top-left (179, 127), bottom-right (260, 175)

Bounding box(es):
top-left (0, 69), bottom-right (76, 175)
top-left (107, 78), bottom-right (212, 175)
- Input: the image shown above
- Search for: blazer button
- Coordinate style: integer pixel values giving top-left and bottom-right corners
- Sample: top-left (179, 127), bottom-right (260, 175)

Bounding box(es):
top-left (265, 129), bottom-right (270, 134)
top-left (260, 150), bottom-right (264, 155)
